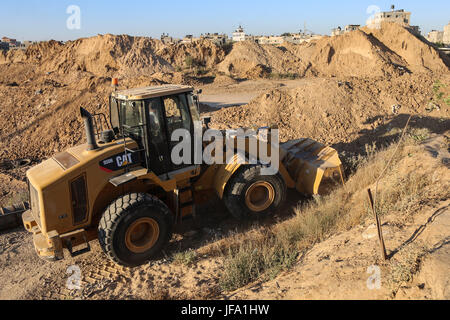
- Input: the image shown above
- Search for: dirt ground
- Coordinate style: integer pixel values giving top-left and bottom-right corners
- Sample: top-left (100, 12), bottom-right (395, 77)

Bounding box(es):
top-left (231, 200), bottom-right (450, 300)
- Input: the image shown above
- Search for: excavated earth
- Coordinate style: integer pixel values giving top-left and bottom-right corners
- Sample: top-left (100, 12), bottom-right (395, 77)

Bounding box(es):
top-left (0, 22), bottom-right (449, 300)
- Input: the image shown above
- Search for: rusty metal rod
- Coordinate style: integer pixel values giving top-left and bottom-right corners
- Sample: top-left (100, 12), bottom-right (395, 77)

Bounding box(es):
top-left (368, 189), bottom-right (387, 261)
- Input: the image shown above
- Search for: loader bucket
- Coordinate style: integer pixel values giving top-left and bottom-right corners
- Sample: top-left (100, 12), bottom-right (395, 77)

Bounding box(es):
top-left (280, 139), bottom-right (344, 195)
top-left (0, 202), bottom-right (29, 231)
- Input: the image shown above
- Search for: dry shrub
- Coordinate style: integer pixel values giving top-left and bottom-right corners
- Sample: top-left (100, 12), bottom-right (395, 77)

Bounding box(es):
top-left (219, 133), bottom-right (445, 292)
top-left (173, 250), bottom-right (198, 266)
top-left (386, 242), bottom-right (428, 295)
top-left (219, 230), bottom-right (298, 291)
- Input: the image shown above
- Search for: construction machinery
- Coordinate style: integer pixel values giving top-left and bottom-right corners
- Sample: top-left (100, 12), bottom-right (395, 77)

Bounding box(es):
top-left (16, 83), bottom-right (344, 267)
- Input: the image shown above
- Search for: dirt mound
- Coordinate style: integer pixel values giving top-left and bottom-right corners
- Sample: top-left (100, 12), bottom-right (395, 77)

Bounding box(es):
top-left (362, 22), bottom-right (450, 73)
top-left (218, 23), bottom-right (448, 79)
top-left (213, 74), bottom-right (239, 85)
top-left (211, 74), bottom-right (449, 149)
top-left (217, 41), bottom-right (314, 78)
top-left (290, 30), bottom-right (408, 77)
top-left (0, 35), bottom-right (225, 77)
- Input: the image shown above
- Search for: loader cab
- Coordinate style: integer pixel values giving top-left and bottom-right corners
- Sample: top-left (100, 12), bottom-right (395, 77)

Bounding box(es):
top-left (109, 85), bottom-right (201, 177)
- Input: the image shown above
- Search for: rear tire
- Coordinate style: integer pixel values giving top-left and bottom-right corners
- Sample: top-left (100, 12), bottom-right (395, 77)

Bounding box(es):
top-left (98, 193), bottom-right (173, 267)
top-left (224, 165), bottom-right (286, 220)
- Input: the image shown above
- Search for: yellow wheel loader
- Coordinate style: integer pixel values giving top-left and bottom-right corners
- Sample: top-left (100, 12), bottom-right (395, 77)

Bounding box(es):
top-left (17, 84), bottom-right (344, 267)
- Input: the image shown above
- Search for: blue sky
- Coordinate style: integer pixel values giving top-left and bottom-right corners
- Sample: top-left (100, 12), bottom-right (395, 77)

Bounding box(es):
top-left (0, 0), bottom-right (449, 41)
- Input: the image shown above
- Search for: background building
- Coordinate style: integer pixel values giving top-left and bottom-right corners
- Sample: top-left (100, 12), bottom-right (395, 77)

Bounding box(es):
top-left (161, 33), bottom-right (180, 44)
top-left (331, 25), bottom-right (360, 36)
top-left (366, 6), bottom-right (420, 35)
top-left (232, 26), bottom-right (247, 42)
top-left (427, 22), bottom-right (450, 46)
top-left (444, 22), bottom-right (450, 45)
top-left (0, 41), bottom-right (9, 50)
top-left (366, 6), bottom-right (411, 29)
top-left (427, 30), bottom-right (444, 43)
top-left (345, 25), bottom-right (360, 33)
top-left (201, 33), bottom-right (229, 46)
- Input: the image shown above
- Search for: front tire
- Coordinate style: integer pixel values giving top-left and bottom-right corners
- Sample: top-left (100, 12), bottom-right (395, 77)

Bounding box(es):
top-left (98, 193), bottom-right (173, 267)
top-left (224, 165), bottom-right (286, 220)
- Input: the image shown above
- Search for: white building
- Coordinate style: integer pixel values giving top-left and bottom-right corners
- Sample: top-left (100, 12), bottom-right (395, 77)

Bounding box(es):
top-left (345, 25), bottom-right (360, 33)
top-left (257, 36), bottom-right (284, 45)
top-left (427, 30), bottom-right (444, 44)
top-left (331, 25), bottom-right (360, 36)
top-left (366, 7), bottom-right (411, 29)
top-left (443, 22), bottom-right (450, 45)
top-left (331, 27), bottom-right (343, 37)
top-left (232, 26), bottom-right (247, 42)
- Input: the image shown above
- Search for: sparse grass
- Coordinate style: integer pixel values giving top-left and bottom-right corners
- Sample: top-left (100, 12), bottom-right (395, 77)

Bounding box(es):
top-left (432, 80), bottom-right (450, 107)
top-left (375, 171), bottom-right (432, 218)
top-left (217, 131), bottom-right (446, 292)
top-left (219, 232), bottom-right (298, 291)
top-left (173, 250), bottom-right (198, 267)
top-left (386, 243), bottom-right (428, 296)
top-left (408, 127), bottom-right (431, 143)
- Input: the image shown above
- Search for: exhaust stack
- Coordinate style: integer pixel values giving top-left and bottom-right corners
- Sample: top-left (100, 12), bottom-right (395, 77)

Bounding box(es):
top-left (80, 107), bottom-right (99, 151)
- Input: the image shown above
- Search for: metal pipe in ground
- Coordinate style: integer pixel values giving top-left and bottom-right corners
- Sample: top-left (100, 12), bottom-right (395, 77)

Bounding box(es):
top-left (368, 189), bottom-right (388, 261)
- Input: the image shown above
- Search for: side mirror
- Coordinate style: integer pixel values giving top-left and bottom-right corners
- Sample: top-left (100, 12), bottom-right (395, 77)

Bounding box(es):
top-left (196, 89), bottom-right (203, 95)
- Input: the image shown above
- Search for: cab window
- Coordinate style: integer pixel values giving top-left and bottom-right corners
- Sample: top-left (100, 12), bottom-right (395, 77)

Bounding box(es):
top-left (163, 94), bottom-right (192, 139)
top-left (120, 100), bottom-right (145, 145)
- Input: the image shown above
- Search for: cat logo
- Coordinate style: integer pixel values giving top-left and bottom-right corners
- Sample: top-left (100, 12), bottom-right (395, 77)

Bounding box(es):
top-left (99, 152), bottom-right (138, 173)
top-left (116, 154), bottom-right (133, 167)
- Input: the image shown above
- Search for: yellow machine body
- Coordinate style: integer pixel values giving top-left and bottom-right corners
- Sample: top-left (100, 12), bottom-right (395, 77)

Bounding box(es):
top-left (22, 85), bottom-right (344, 262)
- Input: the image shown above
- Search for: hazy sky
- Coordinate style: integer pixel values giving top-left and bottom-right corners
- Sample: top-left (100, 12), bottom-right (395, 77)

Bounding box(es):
top-left (1, 0), bottom-right (449, 41)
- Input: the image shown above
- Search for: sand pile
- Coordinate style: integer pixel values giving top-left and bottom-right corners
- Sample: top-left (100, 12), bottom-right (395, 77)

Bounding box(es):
top-left (0, 35), bottom-right (225, 77)
top-left (362, 22), bottom-right (450, 73)
top-left (211, 74), bottom-right (449, 149)
top-left (217, 41), bottom-right (314, 78)
top-left (287, 30), bottom-right (408, 77)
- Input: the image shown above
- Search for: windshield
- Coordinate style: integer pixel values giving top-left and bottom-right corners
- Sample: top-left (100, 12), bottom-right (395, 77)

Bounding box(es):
top-left (120, 100), bottom-right (144, 129)
top-left (111, 99), bottom-right (146, 146)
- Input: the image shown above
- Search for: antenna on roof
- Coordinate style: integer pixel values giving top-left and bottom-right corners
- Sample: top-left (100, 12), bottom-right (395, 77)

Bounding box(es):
top-left (391, 4), bottom-right (395, 11)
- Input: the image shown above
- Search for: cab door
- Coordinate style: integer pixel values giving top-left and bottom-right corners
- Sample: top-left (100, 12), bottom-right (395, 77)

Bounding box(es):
top-left (144, 98), bottom-right (172, 176)
top-left (161, 94), bottom-right (195, 172)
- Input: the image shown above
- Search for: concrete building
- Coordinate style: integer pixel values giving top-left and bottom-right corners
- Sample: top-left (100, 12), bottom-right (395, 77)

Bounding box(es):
top-left (331, 27), bottom-right (343, 36)
top-left (366, 6), bottom-right (411, 29)
top-left (0, 41), bottom-right (9, 51)
top-left (2, 37), bottom-right (17, 45)
top-left (161, 33), bottom-right (180, 44)
top-left (444, 22), bottom-right (450, 45)
top-left (181, 35), bottom-right (201, 44)
top-left (286, 32), bottom-right (322, 44)
top-left (201, 33), bottom-right (229, 46)
top-left (345, 25), bottom-right (360, 33)
top-left (427, 30), bottom-right (444, 44)
top-left (331, 25), bottom-right (360, 36)
top-left (257, 35), bottom-right (284, 45)
top-left (232, 26), bottom-right (247, 42)
top-left (427, 22), bottom-right (450, 45)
